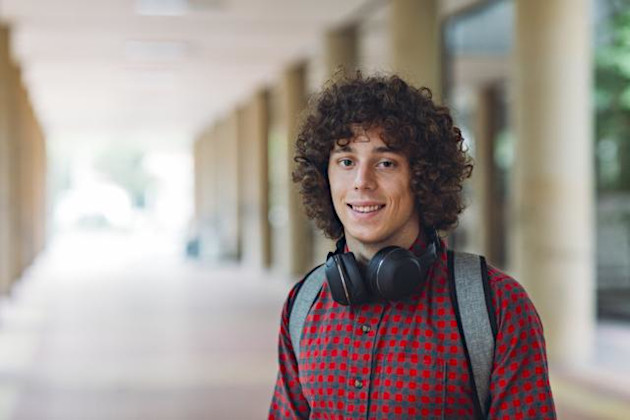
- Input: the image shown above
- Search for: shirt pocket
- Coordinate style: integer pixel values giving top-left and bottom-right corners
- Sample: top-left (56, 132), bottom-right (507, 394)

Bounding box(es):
top-left (417, 356), bottom-right (447, 420)
top-left (369, 355), bottom-right (447, 419)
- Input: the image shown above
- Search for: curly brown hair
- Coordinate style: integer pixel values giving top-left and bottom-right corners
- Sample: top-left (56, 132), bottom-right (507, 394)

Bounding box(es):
top-left (292, 73), bottom-right (473, 240)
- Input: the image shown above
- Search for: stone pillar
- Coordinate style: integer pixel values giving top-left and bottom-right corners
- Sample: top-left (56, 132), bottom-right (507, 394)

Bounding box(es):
top-left (193, 132), bottom-right (205, 255)
top-left (466, 89), bottom-right (491, 257)
top-left (193, 135), bottom-right (203, 227)
top-left (196, 127), bottom-right (220, 259)
top-left (325, 25), bottom-right (358, 77)
top-left (254, 91), bottom-right (272, 269)
top-left (390, 0), bottom-right (441, 99)
top-left (0, 26), bottom-right (46, 284)
top-left (239, 90), bottom-right (271, 269)
top-left (215, 114), bottom-right (241, 261)
top-left (18, 83), bottom-right (35, 271)
top-left (268, 86), bottom-right (289, 274)
top-left (283, 63), bottom-right (312, 276)
top-left (512, 0), bottom-right (594, 366)
top-left (471, 85), bottom-right (502, 263)
top-left (32, 116), bottom-right (47, 256)
top-left (0, 25), bottom-right (13, 294)
top-left (7, 61), bottom-right (23, 286)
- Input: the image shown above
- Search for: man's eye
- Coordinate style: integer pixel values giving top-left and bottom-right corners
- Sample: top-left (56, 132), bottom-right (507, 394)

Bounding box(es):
top-left (378, 160), bottom-right (395, 168)
top-left (339, 159), bottom-right (353, 167)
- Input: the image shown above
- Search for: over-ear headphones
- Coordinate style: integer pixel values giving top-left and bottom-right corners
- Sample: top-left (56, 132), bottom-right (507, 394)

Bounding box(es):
top-left (325, 229), bottom-right (440, 306)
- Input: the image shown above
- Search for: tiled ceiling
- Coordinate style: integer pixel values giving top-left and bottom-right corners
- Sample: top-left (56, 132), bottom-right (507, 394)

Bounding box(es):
top-left (0, 0), bottom-right (376, 146)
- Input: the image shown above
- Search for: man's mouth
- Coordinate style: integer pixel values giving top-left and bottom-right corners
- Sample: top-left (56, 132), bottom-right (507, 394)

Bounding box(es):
top-left (348, 204), bottom-right (385, 214)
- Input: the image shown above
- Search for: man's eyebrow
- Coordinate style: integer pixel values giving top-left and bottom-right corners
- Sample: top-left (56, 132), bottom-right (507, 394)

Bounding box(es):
top-left (373, 146), bottom-right (397, 154)
top-left (330, 144), bottom-right (400, 154)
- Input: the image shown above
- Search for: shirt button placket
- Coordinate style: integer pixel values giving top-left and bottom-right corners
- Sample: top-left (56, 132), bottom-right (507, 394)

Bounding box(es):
top-left (349, 305), bottom-right (383, 419)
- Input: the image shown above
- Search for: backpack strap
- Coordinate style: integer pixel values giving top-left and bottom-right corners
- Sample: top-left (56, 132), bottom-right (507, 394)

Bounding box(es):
top-left (448, 250), bottom-right (497, 419)
top-left (288, 264), bottom-right (326, 360)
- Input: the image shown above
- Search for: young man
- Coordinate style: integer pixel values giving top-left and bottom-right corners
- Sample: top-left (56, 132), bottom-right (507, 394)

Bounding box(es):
top-left (269, 74), bottom-right (556, 419)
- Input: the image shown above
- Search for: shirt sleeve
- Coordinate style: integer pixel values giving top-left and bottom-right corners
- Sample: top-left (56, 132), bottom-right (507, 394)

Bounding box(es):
top-left (268, 282), bottom-right (311, 420)
top-left (487, 266), bottom-right (557, 419)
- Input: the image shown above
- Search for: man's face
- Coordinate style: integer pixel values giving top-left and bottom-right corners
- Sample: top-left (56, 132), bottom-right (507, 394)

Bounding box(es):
top-left (327, 127), bottom-right (420, 250)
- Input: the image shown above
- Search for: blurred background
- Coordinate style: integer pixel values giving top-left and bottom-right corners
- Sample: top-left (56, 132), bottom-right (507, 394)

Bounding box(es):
top-left (0, 0), bottom-right (629, 418)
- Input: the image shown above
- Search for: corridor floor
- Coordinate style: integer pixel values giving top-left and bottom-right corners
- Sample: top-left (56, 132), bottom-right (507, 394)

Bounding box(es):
top-left (0, 230), bottom-right (289, 420)
top-left (0, 230), bottom-right (629, 419)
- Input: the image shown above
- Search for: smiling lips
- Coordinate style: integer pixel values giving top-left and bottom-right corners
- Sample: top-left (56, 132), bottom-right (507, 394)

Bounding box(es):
top-left (348, 203), bottom-right (386, 214)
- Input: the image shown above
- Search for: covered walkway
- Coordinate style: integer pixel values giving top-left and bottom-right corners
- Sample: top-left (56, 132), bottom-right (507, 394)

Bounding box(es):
top-left (0, 0), bottom-right (629, 418)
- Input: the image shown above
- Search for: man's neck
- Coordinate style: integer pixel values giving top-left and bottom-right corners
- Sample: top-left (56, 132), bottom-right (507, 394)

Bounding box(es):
top-left (345, 229), bottom-right (422, 264)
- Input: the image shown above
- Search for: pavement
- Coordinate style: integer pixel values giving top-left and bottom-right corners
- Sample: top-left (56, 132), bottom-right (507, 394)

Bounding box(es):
top-left (0, 230), bottom-right (290, 420)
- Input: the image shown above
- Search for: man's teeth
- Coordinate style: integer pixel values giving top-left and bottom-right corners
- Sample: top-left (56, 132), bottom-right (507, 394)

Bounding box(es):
top-left (352, 205), bottom-right (382, 213)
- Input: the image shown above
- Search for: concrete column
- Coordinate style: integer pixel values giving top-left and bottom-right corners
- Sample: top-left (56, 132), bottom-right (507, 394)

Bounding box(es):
top-left (197, 127), bottom-right (220, 259)
top-left (208, 123), bottom-right (224, 259)
top-left (0, 25), bottom-right (13, 294)
top-left (32, 116), bottom-right (46, 255)
top-left (18, 83), bottom-right (35, 271)
top-left (466, 90), bottom-right (491, 257)
top-left (192, 133), bottom-right (205, 255)
top-left (236, 106), bottom-right (250, 265)
top-left (280, 63), bottom-right (312, 276)
top-left (215, 114), bottom-right (240, 261)
top-left (471, 85), bottom-right (502, 263)
top-left (325, 25), bottom-right (358, 77)
top-left (268, 87), bottom-right (289, 274)
top-left (512, 0), bottom-right (594, 366)
top-left (390, 0), bottom-right (441, 98)
top-left (7, 61), bottom-right (23, 286)
top-left (29, 97), bottom-right (44, 258)
top-left (239, 90), bottom-right (271, 269)
top-left (193, 136), bottom-right (203, 226)
top-left (1, 30), bottom-right (46, 285)
top-left (254, 91), bottom-right (272, 269)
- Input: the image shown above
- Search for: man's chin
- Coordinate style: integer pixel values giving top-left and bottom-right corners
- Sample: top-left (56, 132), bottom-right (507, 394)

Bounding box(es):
top-left (344, 230), bottom-right (386, 247)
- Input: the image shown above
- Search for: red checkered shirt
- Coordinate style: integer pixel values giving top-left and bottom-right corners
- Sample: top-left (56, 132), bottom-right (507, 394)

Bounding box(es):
top-left (269, 238), bottom-right (556, 419)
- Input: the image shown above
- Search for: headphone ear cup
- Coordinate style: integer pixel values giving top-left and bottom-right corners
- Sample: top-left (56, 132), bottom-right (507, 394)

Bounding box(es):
top-left (366, 246), bottom-right (426, 301)
top-left (325, 253), bottom-right (370, 306)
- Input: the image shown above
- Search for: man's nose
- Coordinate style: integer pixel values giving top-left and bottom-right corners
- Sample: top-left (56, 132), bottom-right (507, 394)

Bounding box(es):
top-left (353, 164), bottom-right (376, 190)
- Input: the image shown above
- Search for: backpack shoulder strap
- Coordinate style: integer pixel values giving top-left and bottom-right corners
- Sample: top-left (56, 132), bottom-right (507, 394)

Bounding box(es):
top-left (447, 250), bottom-right (497, 419)
top-left (288, 264), bottom-right (326, 360)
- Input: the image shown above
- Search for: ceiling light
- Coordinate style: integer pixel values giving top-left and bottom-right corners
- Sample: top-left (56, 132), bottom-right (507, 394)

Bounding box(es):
top-left (136, 0), bottom-right (188, 16)
top-left (124, 41), bottom-right (189, 61)
top-left (124, 69), bottom-right (179, 90)
top-left (188, 0), bottom-right (224, 12)
top-left (135, 0), bottom-right (224, 16)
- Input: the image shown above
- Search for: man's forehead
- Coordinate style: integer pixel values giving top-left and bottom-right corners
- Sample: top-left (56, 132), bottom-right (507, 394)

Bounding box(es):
top-left (350, 125), bottom-right (374, 143)
top-left (351, 123), bottom-right (385, 138)
top-left (329, 124), bottom-right (408, 155)
top-left (334, 125), bottom-right (387, 146)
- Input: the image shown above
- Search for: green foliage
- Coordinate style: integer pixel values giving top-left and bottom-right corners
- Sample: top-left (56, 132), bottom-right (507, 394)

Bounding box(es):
top-left (596, 0), bottom-right (630, 191)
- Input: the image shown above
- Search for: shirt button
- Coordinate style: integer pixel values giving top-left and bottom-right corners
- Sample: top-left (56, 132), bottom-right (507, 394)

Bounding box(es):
top-left (354, 379), bottom-right (363, 389)
top-left (361, 325), bottom-right (371, 333)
